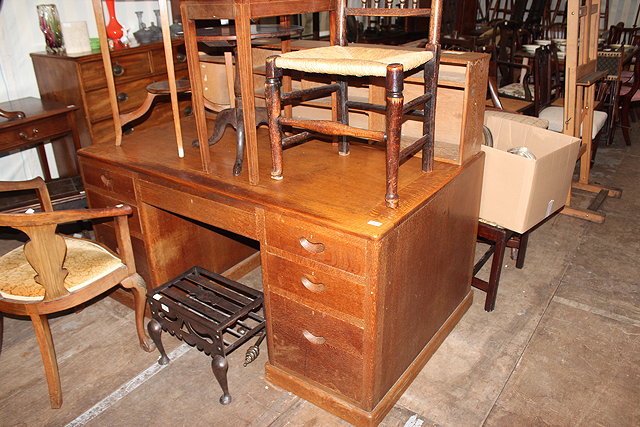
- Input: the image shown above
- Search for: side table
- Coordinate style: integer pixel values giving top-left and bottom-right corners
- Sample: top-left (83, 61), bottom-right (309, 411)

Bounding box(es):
top-left (0, 97), bottom-right (80, 180)
top-left (195, 24), bottom-right (303, 175)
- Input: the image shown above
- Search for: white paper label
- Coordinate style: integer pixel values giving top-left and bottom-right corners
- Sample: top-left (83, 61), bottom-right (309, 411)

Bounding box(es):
top-left (545, 200), bottom-right (555, 217)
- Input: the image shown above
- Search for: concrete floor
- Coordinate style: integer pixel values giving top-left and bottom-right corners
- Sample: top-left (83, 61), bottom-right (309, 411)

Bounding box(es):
top-left (1, 126), bottom-right (639, 426)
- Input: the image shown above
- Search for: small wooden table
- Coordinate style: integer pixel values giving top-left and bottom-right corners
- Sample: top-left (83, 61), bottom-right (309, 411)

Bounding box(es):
top-left (0, 97), bottom-right (80, 180)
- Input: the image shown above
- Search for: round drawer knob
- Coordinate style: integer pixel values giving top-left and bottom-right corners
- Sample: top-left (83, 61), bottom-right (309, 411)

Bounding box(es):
top-left (176, 53), bottom-right (187, 63)
top-left (299, 237), bottom-right (325, 254)
top-left (117, 92), bottom-right (129, 102)
top-left (302, 329), bottom-right (326, 345)
top-left (113, 64), bottom-right (125, 76)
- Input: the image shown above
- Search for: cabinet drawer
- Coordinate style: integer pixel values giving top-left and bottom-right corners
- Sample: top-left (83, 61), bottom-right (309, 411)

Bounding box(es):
top-left (265, 213), bottom-right (366, 276)
top-left (81, 161), bottom-right (136, 204)
top-left (151, 46), bottom-right (188, 73)
top-left (269, 292), bottom-right (364, 402)
top-left (85, 77), bottom-right (155, 123)
top-left (0, 115), bottom-right (70, 151)
top-left (264, 252), bottom-right (364, 319)
top-left (80, 52), bottom-right (152, 91)
top-left (85, 190), bottom-right (142, 237)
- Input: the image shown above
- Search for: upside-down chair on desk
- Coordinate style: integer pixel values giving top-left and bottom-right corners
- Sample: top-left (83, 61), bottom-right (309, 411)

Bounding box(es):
top-left (265, 0), bottom-right (443, 208)
top-left (0, 178), bottom-right (153, 409)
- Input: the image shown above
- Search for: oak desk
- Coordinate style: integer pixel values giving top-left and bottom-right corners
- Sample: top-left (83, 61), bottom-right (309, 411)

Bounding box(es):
top-left (78, 121), bottom-right (483, 425)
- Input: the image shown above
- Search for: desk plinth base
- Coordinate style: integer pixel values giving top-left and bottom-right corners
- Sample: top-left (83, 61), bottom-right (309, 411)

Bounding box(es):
top-left (265, 290), bottom-right (473, 426)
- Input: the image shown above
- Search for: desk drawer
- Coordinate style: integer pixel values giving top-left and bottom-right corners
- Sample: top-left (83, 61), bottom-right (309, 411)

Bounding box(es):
top-left (264, 252), bottom-right (364, 319)
top-left (265, 213), bottom-right (366, 276)
top-left (268, 292), bottom-right (364, 402)
top-left (80, 52), bottom-right (152, 91)
top-left (85, 190), bottom-right (142, 237)
top-left (85, 77), bottom-right (155, 123)
top-left (81, 161), bottom-right (136, 204)
top-left (0, 116), bottom-right (70, 151)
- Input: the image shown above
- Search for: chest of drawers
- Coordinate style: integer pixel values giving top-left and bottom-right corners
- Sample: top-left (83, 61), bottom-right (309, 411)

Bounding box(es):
top-left (31, 42), bottom-right (190, 174)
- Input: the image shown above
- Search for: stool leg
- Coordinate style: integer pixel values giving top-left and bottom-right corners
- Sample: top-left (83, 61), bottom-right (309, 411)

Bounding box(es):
top-left (515, 231), bottom-right (529, 269)
top-left (385, 64), bottom-right (405, 209)
top-left (265, 56), bottom-right (284, 180)
top-left (147, 319), bottom-right (170, 365)
top-left (485, 229), bottom-right (509, 312)
top-left (211, 354), bottom-right (232, 405)
top-left (336, 77), bottom-right (350, 156)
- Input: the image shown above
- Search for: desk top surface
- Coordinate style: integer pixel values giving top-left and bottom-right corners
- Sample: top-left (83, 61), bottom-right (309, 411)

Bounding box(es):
top-left (0, 97), bottom-right (77, 131)
top-left (79, 118), bottom-right (475, 240)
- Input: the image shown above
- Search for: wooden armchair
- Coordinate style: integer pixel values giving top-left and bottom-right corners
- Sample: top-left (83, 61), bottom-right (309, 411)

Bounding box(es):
top-left (0, 178), bottom-right (153, 409)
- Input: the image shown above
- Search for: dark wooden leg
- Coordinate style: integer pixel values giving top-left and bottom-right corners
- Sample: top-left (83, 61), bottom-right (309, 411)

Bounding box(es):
top-left (621, 98), bottom-right (632, 146)
top-left (147, 318), bottom-right (170, 365)
top-left (121, 273), bottom-right (154, 352)
top-left (485, 228), bottom-right (510, 312)
top-left (0, 312), bottom-right (3, 355)
top-left (422, 49), bottom-right (439, 173)
top-left (515, 231), bottom-right (529, 269)
top-left (336, 77), bottom-right (350, 155)
top-left (29, 312), bottom-right (62, 409)
top-left (211, 354), bottom-right (232, 405)
top-left (385, 64), bottom-right (404, 209)
top-left (265, 56), bottom-right (284, 180)
top-left (233, 107), bottom-right (245, 176)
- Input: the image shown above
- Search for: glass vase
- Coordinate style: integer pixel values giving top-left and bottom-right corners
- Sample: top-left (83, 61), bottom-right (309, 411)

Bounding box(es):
top-left (105, 0), bottom-right (127, 49)
top-left (37, 4), bottom-right (64, 54)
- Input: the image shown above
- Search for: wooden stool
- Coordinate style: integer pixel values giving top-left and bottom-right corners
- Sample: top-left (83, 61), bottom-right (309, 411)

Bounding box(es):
top-left (147, 266), bottom-right (265, 404)
top-left (472, 221), bottom-right (529, 312)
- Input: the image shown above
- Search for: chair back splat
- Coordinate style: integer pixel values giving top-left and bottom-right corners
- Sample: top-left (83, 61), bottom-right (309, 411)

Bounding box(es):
top-left (265, 0), bottom-right (444, 208)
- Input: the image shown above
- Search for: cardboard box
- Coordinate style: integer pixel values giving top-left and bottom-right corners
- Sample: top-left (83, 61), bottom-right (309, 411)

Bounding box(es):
top-left (480, 115), bottom-right (581, 233)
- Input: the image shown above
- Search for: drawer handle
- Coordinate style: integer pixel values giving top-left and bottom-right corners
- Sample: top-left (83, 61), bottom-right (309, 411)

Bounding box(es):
top-left (100, 174), bottom-right (114, 189)
top-left (113, 64), bottom-right (125, 76)
top-left (176, 53), bottom-right (187, 63)
top-left (117, 92), bottom-right (129, 102)
top-left (301, 276), bottom-right (326, 293)
top-left (302, 329), bottom-right (326, 345)
top-left (18, 128), bottom-right (40, 141)
top-left (299, 237), bottom-right (325, 254)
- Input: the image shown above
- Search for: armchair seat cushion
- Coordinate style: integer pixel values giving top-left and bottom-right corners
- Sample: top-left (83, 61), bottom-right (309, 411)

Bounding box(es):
top-left (275, 45), bottom-right (434, 77)
top-left (539, 106), bottom-right (608, 138)
top-left (0, 237), bottom-right (124, 301)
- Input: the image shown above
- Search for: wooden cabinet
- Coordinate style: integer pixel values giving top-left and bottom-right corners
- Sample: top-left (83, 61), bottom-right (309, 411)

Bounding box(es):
top-left (31, 42), bottom-right (191, 161)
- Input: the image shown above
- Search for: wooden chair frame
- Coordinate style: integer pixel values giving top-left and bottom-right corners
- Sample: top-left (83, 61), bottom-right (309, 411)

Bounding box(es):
top-left (0, 178), bottom-right (153, 408)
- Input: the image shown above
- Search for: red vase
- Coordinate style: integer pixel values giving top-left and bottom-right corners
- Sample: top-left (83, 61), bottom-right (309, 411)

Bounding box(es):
top-left (105, 0), bottom-right (126, 49)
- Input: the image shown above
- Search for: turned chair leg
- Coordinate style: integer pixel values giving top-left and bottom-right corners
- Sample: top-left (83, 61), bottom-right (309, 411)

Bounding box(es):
top-left (422, 56), bottom-right (438, 173)
top-left (29, 312), bottom-right (62, 409)
top-left (266, 56), bottom-right (284, 180)
top-left (336, 77), bottom-right (350, 156)
top-left (121, 273), bottom-right (155, 352)
top-left (384, 64), bottom-right (405, 209)
top-left (211, 354), bottom-right (232, 405)
top-left (147, 318), bottom-right (170, 365)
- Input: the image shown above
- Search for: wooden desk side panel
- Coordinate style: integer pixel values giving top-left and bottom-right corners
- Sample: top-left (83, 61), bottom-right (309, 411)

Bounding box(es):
top-left (460, 56), bottom-right (488, 165)
top-left (373, 153), bottom-right (484, 403)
